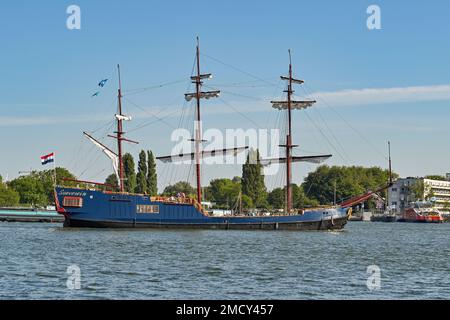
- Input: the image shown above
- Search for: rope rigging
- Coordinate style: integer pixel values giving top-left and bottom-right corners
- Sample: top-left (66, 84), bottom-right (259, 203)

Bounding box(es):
top-left (302, 83), bottom-right (389, 161)
top-left (122, 79), bottom-right (187, 96)
top-left (68, 49), bottom-right (388, 199)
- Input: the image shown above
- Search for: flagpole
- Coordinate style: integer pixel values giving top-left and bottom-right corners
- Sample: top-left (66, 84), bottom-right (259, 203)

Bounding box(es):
top-left (53, 153), bottom-right (57, 187)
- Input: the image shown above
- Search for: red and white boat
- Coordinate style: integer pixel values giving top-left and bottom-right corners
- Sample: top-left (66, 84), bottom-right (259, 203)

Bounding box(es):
top-left (399, 202), bottom-right (444, 223)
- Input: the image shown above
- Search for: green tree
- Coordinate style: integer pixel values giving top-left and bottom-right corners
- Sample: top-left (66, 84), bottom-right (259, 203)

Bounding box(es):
top-left (146, 150), bottom-right (158, 195)
top-left (443, 201), bottom-right (450, 211)
top-left (426, 189), bottom-right (436, 201)
top-left (9, 168), bottom-right (77, 206)
top-left (209, 178), bottom-right (241, 208)
top-left (135, 150), bottom-right (147, 194)
top-left (267, 185), bottom-right (319, 209)
top-left (9, 175), bottom-right (47, 207)
top-left (122, 153), bottom-right (136, 193)
top-left (241, 194), bottom-right (254, 209)
top-left (0, 183), bottom-right (20, 207)
top-left (425, 175), bottom-right (446, 181)
top-left (292, 184), bottom-right (319, 208)
top-left (410, 180), bottom-right (425, 201)
top-left (232, 176), bottom-right (241, 184)
top-left (40, 167), bottom-right (77, 204)
top-left (105, 174), bottom-right (119, 190)
top-left (268, 187), bottom-right (285, 209)
top-left (163, 181), bottom-right (196, 197)
top-left (302, 165), bottom-right (395, 205)
top-left (242, 149), bottom-right (267, 208)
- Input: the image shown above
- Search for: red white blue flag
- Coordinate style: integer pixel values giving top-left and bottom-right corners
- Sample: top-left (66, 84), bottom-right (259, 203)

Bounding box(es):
top-left (41, 153), bottom-right (55, 165)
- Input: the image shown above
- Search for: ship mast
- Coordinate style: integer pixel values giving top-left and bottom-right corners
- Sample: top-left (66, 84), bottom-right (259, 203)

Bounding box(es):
top-left (388, 141), bottom-right (392, 185)
top-left (117, 65), bottom-right (125, 192)
top-left (271, 50), bottom-right (316, 214)
top-left (194, 39), bottom-right (203, 203)
top-left (286, 50), bottom-right (294, 214)
top-left (157, 40), bottom-right (248, 202)
top-left (81, 65), bottom-right (138, 192)
top-left (186, 38), bottom-right (220, 203)
top-left (109, 65), bottom-right (138, 193)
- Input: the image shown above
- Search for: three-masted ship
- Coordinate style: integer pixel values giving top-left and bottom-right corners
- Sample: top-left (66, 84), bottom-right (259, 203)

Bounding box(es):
top-left (54, 40), bottom-right (350, 230)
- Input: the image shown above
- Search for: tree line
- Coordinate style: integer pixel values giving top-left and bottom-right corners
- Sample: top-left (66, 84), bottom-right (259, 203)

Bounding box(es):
top-left (160, 149), bottom-right (395, 211)
top-left (0, 168), bottom-right (77, 207)
top-left (104, 150), bottom-right (158, 195)
top-left (0, 149), bottom-right (395, 210)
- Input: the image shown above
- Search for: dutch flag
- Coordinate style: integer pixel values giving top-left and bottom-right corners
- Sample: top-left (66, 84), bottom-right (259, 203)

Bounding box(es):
top-left (41, 153), bottom-right (55, 166)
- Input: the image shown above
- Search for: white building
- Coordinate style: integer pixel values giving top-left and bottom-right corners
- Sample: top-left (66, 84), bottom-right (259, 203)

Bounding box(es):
top-left (388, 175), bottom-right (450, 214)
top-left (424, 178), bottom-right (450, 213)
top-left (388, 178), bottom-right (418, 214)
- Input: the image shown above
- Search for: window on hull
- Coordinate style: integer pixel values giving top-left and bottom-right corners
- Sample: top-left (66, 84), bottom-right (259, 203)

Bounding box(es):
top-left (63, 197), bottom-right (83, 208)
top-left (137, 205), bottom-right (159, 214)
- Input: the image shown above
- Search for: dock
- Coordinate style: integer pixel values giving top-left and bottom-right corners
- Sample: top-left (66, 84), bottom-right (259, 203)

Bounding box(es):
top-left (0, 210), bottom-right (64, 223)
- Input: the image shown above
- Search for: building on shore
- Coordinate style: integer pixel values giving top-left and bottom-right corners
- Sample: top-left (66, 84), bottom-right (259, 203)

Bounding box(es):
top-left (388, 175), bottom-right (450, 215)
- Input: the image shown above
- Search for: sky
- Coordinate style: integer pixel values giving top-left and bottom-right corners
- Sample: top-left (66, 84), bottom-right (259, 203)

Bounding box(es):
top-left (0, 0), bottom-right (449, 191)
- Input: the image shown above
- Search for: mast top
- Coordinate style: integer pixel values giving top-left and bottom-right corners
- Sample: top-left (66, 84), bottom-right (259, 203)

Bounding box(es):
top-left (278, 50), bottom-right (307, 87)
top-left (185, 38), bottom-right (221, 101)
top-left (117, 64), bottom-right (122, 94)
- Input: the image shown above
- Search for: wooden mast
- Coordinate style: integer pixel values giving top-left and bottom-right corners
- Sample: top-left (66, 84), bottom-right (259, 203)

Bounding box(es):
top-left (388, 141), bottom-right (392, 185)
top-left (194, 37), bottom-right (203, 203)
top-left (82, 65), bottom-right (138, 193)
top-left (271, 50), bottom-right (316, 214)
top-left (113, 65), bottom-right (139, 192)
top-left (387, 141), bottom-right (392, 213)
top-left (181, 38), bottom-right (220, 203)
top-left (286, 50), bottom-right (293, 214)
top-left (117, 64), bottom-right (125, 193)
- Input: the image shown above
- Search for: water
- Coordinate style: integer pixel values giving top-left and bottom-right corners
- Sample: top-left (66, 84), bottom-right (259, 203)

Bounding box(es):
top-left (0, 221), bottom-right (449, 300)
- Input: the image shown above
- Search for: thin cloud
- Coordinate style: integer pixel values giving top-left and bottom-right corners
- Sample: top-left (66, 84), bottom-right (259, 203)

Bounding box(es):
top-left (2, 84), bottom-right (449, 127)
top-left (312, 85), bottom-right (450, 107)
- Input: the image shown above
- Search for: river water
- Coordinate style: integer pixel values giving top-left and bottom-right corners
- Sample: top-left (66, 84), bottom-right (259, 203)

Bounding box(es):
top-left (0, 221), bottom-right (449, 300)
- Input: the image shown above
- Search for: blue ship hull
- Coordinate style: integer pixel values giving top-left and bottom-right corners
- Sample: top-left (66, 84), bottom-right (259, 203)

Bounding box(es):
top-left (54, 187), bottom-right (349, 231)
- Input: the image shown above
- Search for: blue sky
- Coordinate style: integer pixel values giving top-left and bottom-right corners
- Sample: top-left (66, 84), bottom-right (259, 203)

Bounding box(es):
top-left (1, 0), bottom-right (449, 190)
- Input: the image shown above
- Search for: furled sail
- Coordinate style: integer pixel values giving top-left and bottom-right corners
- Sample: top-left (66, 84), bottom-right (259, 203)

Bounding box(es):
top-left (280, 76), bottom-right (304, 84)
top-left (83, 132), bottom-right (120, 180)
top-left (115, 114), bottom-right (132, 121)
top-left (185, 90), bottom-right (221, 102)
top-left (259, 155), bottom-right (332, 166)
top-left (271, 100), bottom-right (317, 110)
top-left (157, 146), bottom-right (249, 163)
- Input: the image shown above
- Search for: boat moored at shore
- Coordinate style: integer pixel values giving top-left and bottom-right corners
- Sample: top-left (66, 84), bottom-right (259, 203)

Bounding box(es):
top-left (398, 202), bottom-right (444, 223)
top-left (52, 41), bottom-right (396, 231)
top-left (54, 187), bottom-right (349, 230)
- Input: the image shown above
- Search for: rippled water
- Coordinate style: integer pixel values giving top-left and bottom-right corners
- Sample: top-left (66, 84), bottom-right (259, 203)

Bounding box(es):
top-left (0, 221), bottom-right (449, 300)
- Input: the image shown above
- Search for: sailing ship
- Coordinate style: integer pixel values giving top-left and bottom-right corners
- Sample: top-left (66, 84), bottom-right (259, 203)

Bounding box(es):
top-left (54, 40), bottom-right (353, 230)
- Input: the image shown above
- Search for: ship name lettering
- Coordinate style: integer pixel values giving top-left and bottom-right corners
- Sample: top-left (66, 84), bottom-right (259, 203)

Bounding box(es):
top-left (59, 191), bottom-right (87, 197)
